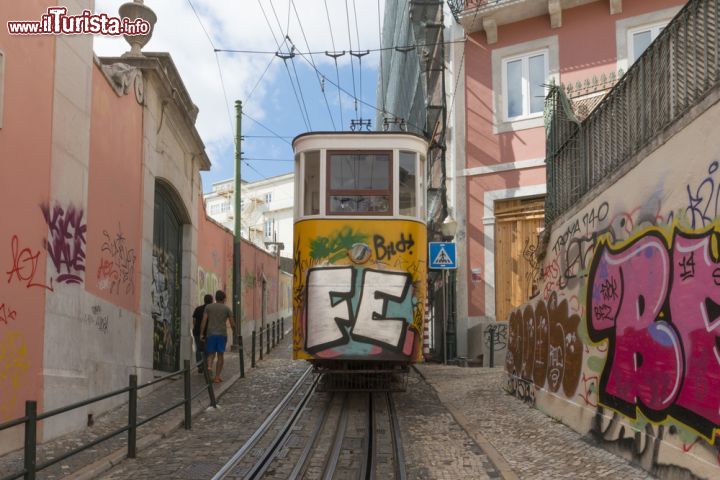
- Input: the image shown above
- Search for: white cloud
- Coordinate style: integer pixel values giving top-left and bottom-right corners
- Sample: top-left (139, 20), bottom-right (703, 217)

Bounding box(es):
top-left (93, 0), bottom-right (385, 175)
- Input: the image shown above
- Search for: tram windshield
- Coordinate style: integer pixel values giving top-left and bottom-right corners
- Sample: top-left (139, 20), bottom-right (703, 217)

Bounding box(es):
top-left (328, 152), bottom-right (392, 215)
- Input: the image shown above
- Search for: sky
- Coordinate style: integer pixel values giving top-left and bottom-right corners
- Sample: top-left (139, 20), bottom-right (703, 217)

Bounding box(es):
top-left (93, 0), bottom-right (387, 192)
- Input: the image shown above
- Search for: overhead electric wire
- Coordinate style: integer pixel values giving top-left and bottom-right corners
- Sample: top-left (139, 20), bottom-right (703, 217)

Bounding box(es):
top-left (295, 50), bottom-right (425, 134)
top-left (258, 0), bottom-right (311, 131)
top-left (377, 0), bottom-right (386, 116)
top-left (344, 0), bottom-right (358, 120)
top-left (352, 0), bottom-right (365, 120)
top-left (187, 0), bottom-right (245, 180)
top-left (324, 0), bottom-right (344, 129)
top-left (246, 55), bottom-right (276, 102)
top-left (213, 39), bottom-right (466, 56)
top-left (268, 0), bottom-right (312, 130)
top-left (242, 111), bottom-right (292, 146)
top-left (291, 0), bottom-right (337, 130)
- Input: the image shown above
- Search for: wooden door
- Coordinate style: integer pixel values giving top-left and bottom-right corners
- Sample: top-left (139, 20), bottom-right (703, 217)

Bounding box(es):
top-left (494, 197), bottom-right (545, 323)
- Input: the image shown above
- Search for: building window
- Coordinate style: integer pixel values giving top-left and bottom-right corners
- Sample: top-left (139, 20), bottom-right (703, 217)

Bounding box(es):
top-left (491, 36), bottom-right (559, 133)
top-left (502, 50), bottom-right (548, 121)
top-left (327, 151), bottom-right (392, 215)
top-left (209, 203), bottom-right (220, 214)
top-left (221, 202), bottom-right (231, 212)
top-left (264, 219), bottom-right (273, 238)
top-left (615, 7), bottom-right (680, 74)
top-left (629, 23), bottom-right (666, 64)
top-left (265, 192), bottom-right (272, 204)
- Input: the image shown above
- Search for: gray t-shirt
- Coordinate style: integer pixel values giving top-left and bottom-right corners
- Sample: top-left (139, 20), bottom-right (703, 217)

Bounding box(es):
top-left (204, 303), bottom-right (232, 336)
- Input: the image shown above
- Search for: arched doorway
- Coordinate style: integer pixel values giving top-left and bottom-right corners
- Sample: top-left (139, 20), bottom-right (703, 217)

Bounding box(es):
top-left (151, 182), bottom-right (185, 371)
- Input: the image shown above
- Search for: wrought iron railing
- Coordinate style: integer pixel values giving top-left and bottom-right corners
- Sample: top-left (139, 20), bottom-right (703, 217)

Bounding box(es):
top-left (545, 0), bottom-right (720, 224)
top-left (0, 357), bottom-right (217, 480)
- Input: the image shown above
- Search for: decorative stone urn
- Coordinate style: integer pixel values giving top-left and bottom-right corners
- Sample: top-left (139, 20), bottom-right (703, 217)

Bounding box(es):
top-left (119, 0), bottom-right (157, 57)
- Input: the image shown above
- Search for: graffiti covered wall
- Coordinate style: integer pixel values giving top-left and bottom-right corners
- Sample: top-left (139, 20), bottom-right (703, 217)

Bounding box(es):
top-left (506, 96), bottom-right (720, 477)
top-left (293, 219), bottom-right (427, 361)
top-left (0, 0), bottom-right (57, 453)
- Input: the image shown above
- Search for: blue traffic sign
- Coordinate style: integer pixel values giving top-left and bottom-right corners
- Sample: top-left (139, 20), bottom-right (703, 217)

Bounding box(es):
top-left (429, 242), bottom-right (457, 269)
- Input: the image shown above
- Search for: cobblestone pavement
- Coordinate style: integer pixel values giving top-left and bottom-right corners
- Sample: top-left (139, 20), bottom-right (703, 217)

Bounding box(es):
top-left (414, 364), bottom-right (657, 480)
top-left (99, 337), bottom-right (307, 479)
top-left (395, 370), bottom-right (499, 480)
top-left (0, 332), bottom-right (282, 480)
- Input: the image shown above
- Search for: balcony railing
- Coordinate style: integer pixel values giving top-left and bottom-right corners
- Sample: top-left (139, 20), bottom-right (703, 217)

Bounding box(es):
top-left (545, 0), bottom-right (720, 225)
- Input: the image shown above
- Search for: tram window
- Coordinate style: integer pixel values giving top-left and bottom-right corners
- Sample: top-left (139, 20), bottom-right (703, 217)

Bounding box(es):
top-left (399, 151), bottom-right (417, 216)
top-left (328, 152), bottom-right (391, 214)
top-left (304, 151), bottom-right (320, 215)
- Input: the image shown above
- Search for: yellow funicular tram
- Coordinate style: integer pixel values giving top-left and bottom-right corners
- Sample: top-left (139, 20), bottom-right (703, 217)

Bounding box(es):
top-left (291, 131), bottom-right (429, 391)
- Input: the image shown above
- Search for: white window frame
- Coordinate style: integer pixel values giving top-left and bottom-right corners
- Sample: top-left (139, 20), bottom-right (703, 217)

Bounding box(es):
top-left (0, 50), bottom-right (4, 129)
top-left (264, 219), bottom-right (273, 238)
top-left (628, 22), bottom-right (666, 65)
top-left (615, 7), bottom-right (681, 74)
top-left (265, 192), bottom-right (272, 204)
top-left (491, 35), bottom-right (559, 134)
top-left (501, 49), bottom-right (549, 122)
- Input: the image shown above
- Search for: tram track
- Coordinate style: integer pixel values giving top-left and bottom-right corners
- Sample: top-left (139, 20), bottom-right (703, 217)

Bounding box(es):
top-left (213, 369), bottom-right (406, 480)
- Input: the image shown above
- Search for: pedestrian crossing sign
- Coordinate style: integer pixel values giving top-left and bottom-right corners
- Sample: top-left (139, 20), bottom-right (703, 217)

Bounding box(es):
top-left (429, 242), bottom-right (457, 269)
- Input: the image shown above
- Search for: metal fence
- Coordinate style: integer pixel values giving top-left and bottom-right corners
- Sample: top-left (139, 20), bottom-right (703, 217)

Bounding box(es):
top-left (0, 357), bottom-right (217, 480)
top-left (545, 0), bottom-right (720, 224)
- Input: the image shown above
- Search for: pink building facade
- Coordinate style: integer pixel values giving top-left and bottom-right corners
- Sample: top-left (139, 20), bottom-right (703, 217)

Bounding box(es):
top-left (0, 1), bottom-right (288, 454)
top-left (454, 0), bottom-right (686, 361)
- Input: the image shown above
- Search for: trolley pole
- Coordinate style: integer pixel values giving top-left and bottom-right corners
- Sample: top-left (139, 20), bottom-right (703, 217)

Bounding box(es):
top-left (233, 100), bottom-right (245, 378)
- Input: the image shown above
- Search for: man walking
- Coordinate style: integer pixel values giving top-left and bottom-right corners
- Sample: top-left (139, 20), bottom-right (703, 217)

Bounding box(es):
top-left (200, 290), bottom-right (235, 383)
top-left (192, 294), bottom-right (213, 373)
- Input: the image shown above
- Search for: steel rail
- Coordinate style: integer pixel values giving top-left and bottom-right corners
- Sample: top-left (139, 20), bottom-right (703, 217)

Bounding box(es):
top-left (287, 392), bottom-right (336, 480)
top-left (387, 392), bottom-right (407, 480)
top-left (211, 366), bottom-right (313, 480)
top-left (321, 393), bottom-right (349, 480)
top-left (365, 392), bottom-right (375, 480)
top-left (248, 374), bottom-right (320, 479)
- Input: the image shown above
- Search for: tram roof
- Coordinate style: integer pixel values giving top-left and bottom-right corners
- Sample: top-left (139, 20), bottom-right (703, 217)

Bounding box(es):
top-left (292, 131), bottom-right (428, 150)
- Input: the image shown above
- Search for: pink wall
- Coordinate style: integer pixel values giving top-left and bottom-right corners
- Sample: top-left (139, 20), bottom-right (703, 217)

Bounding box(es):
top-left (196, 198), bottom-right (233, 304)
top-left (0, 1), bottom-right (56, 425)
top-left (241, 239), bottom-right (279, 325)
top-left (464, 0), bottom-right (685, 317)
top-left (85, 66), bottom-right (144, 312)
top-left (196, 199), bottom-right (280, 326)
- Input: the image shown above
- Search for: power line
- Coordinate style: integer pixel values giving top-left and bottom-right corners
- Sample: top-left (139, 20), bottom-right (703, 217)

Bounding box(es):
top-left (258, 0), bottom-right (311, 130)
top-left (344, 0), bottom-right (358, 120)
top-left (213, 39), bottom-right (466, 56)
top-left (243, 135), bottom-right (294, 139)
top-left (295, 50), bottom-right (425, 133)
top-left (377, 0), bottom-right (386, 116)
top-left (242, 111), bottom-right (293, 146)
top-left (291, 0), bottom-right (337, 130)
top-left (324, 0), bottom-right (344, 128)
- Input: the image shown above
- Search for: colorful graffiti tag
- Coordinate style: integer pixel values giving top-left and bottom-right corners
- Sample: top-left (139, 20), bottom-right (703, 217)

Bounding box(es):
top-left (506, 292), bottom-right (583, 398)
top-left (40, 202), bottom-right (87, 285)
top-left (197, 267), bottom-right (221, 305)
top-left (97, 225), bottom-right (137, 295)
top-left (588, 227), bottom-right (720, 442)
top-left (293, 220), bottom-right (426, 361)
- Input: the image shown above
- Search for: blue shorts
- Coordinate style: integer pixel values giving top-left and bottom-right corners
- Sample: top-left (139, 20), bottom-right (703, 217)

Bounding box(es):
top-left (206, 335), bottom-right (227, 353)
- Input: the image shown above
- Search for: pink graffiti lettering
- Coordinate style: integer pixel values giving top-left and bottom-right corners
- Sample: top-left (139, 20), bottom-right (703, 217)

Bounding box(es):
top-left (41, 203), bottom-right (86, 284)
top-left (588, 229), bottom-right (720, 441)
top-left (6, 235), bottom-right (54, 291)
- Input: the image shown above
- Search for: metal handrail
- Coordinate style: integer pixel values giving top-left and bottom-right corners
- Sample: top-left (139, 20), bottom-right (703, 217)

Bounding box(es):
top-left (0, 320), bottom-right (288, 480)
top-left (0, 355), bottom-right (217, 480)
